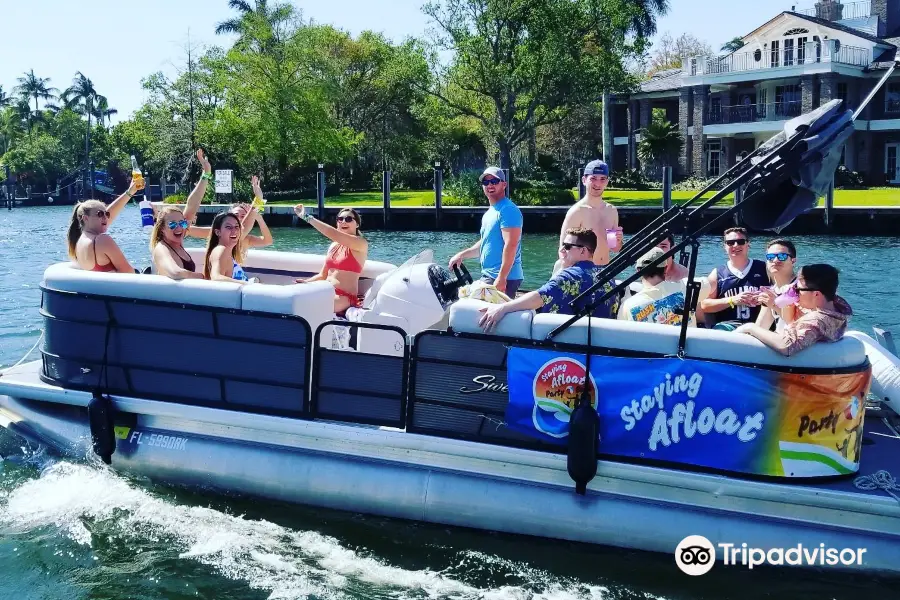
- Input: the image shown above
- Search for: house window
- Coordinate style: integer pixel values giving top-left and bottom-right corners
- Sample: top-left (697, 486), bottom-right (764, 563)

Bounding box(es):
top-left (885, 83), bottom-right (900, 113)
top-left (784, 39), bottom-right (795, 66)
top-left (758, 88), bottom-right (768, 119)
top-left (784, 28), bottom-right (809, 35)
top-left (797, 37), bottom-right (807, 63)
top-left (706, 139), bottom-right (722, 177)
top-left (776, 85), bottom-right (800, 117)
top-left (770, 40), bottom-right (780, 67)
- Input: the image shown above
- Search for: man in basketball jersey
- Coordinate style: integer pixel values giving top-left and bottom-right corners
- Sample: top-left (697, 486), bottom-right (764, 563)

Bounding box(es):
top-left (699, 227), bottom-right (768, 331)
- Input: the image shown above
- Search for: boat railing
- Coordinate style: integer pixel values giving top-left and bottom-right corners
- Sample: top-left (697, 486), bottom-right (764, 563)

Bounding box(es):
top-left (39, 285), bottom-right (313, 418)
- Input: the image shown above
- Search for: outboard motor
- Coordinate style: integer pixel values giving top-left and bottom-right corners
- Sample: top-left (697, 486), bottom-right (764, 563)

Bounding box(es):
top-left (567, 391), bottom-right (600, 495)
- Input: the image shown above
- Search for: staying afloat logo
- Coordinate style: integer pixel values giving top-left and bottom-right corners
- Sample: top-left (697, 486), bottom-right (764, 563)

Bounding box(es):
top-left (531, 357), bottom-right (598, 438)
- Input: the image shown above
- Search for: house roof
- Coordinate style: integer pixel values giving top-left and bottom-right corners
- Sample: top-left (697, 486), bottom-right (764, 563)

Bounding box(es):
top-left (869, 38), bottom-right (900, 69)
top-left (639, 68), bottom-right (683, 93)
top-left (741, 11), bottom-right (895, 48)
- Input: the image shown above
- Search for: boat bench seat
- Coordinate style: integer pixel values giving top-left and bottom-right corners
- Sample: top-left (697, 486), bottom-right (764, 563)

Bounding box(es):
top-left (39, 262), bottom-right (338, 416)
top-left (449, 298), bottom-right (867, 370)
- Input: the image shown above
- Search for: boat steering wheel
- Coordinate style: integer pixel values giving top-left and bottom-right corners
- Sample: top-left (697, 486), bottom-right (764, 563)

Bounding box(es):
top-left (453, 263), bottom-right (473, 286)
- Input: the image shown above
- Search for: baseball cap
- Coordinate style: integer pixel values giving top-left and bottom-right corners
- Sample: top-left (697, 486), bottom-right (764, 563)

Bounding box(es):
top-left (478, 166), bottom-right (506, 183)
top-left (636, 247), bottom-right (666, 270)
top-left (583, 160), bottom-right (609, 177)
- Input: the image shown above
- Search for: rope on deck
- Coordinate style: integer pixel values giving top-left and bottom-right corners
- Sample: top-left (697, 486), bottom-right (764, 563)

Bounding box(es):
top-left (853, 470), bottom-right (900, 504)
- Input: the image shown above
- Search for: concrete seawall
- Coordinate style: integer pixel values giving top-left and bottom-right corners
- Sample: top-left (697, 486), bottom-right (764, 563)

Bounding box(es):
top-left (171, 203), bottom-right (900, 235)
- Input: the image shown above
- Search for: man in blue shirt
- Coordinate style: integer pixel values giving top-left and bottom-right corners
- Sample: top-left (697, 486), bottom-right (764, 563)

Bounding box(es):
top-left (477, 228), bottom-right (620, 333)
top-left (449, 166), bottom-right (524, 296)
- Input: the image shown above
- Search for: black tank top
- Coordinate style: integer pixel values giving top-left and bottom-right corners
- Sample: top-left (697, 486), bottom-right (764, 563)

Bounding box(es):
top-left (711, 259), bottom-right (768, 325)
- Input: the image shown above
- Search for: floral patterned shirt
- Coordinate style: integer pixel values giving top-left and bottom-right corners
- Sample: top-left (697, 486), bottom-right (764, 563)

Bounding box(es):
top-left (536, 260), bottom-right (619, 319)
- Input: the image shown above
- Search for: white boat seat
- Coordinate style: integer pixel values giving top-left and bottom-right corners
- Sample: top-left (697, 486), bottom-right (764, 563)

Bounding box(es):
top-left (449, 298), bottom-right (534, 340)
top-left (449, 299), bottom-right (867, 370)
top-left (242, 280), bottom-right (336, 343)
top-left (42, 262), bottom-right (244, 309)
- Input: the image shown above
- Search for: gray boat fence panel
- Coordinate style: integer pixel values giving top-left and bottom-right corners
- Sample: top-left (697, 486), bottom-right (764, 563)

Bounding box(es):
top-left (39, 287), bottom-right (313, 417)
top-left (310, 321), bottom-right (409, 428)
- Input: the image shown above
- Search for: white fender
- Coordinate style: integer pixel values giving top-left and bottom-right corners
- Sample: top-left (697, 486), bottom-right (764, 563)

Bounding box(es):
top-left (845, 330), bottom-right (900, 417)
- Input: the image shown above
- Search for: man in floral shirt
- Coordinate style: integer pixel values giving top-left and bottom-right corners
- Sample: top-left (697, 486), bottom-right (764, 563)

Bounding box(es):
top-left (478, 228), bottom-right (619, 333)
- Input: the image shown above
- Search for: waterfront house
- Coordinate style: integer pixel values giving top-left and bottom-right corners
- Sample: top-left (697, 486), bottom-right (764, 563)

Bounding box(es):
top-left (612, 0), bottom-right (900, 185)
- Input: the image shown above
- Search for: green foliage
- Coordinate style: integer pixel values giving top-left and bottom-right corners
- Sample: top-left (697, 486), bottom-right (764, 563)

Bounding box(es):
top-left (672, 175), bottom-right (719, 191)
top-left (834, 166), bottom-right (865, 189)
top-left (443, 169), bottom-right (484, 205)
top-left (163, 193), bottom-right (188, 204)
top-left (637, 117), bottom-right (683, 170)
top-left (423, 0), bottom-right (660, 165)
top-left (609, 168), bottom-right (658, 190)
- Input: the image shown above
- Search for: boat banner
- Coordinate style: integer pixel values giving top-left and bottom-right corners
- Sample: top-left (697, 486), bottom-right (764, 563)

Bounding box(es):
top-left (505, 348), bottom-right (872, 477)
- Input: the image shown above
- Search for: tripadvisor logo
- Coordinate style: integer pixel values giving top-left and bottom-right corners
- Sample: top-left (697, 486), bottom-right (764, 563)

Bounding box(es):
top-left (674, 535), bottom-right (868, 574)
top-left (675, 535), bottom-right (715, 576)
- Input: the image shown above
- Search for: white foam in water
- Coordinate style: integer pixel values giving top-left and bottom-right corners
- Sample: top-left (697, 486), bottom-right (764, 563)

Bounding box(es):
top-left (0, 462), bottom-right (622, 600)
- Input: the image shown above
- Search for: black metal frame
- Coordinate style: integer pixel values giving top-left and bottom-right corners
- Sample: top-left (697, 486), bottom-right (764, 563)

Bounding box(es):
top-left (39, 285), bottom-right (314, 418)
top-left (310, 320), bottom-right (411, 428)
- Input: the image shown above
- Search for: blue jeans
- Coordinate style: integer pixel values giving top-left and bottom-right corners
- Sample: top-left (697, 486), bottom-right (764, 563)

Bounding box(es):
top-left (481, 275), bottom-right (522, 297)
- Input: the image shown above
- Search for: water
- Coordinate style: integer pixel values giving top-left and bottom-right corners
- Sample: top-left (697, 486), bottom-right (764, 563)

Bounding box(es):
top-left (1, 205), bottom-right (899, 599)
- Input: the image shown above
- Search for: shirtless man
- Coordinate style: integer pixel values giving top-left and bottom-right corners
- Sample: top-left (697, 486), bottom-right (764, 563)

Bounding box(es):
top-left (553, 159), bottom-right (621, 273)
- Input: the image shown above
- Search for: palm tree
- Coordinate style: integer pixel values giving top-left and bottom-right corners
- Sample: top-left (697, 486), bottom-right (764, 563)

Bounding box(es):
top-left (62, 71), bottom-right (99, 116)
top-left (0, 85), bottom-right (11, 108)
top-left (94, 96), bottom-right (118, 129)
top-left (721, 37), bottom-right (746, 54)
top-left (214, 0), bottom-right (295, 43)
top-left (0, 108), bottom-right (24, 154)
top-left (626, 0), bottom-right (670, 39)
top-left (14, 70), bottom-right (58, 131)
top-left (14, 69), bottom-right (58, 113)
top-left (637, 118), bottom-right (684, 172)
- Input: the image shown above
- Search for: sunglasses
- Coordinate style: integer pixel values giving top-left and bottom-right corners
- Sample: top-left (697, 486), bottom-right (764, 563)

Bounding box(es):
top-left (336, 215), bottom-right (356, 223)
top-left (561, 242), bottom-right (586, 251)
top-left (724, 239), bottom-right (748, 246)
top-left (766, 252), bottom-right (793, 261)
top-left (167, 219), bottom-right (189, 230)
top-left (795, 286), bottom-right (819, 293)
top-left (481, 178), bottom-right (502, 186)
top-left (90, 209), bottom-right (111, 218)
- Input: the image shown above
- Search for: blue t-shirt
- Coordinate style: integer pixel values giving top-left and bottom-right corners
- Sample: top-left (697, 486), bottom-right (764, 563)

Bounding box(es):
top-left (536, 260), bottom-right (619, 318)
top-left (479, 198), bottom-right (523, 281)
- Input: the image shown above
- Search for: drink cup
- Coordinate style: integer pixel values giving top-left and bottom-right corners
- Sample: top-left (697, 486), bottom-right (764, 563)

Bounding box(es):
top-left (606, 227), bottom-right (621, 248)
top-left (774, 286), bottom-right (799, 308)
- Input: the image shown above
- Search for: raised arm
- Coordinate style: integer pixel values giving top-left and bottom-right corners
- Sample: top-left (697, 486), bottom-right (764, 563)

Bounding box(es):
top-left (244, 177), bottom-right (273, 247)
top-left (106, 179), bottom-right (140, 224)
top-left (295, 204), bottom-right (367, 252)
top-left (183, 149), bottom-right (212, 224)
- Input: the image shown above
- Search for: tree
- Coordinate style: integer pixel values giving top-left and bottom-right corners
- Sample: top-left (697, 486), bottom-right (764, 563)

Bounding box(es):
top-left (646, 32), bottom-right (713, 75)
top-left (721, 37), bottom-right (746, 54)
top-left (215, 0), bottom-right (295, 48)
top-left (422, 0), bottom-right (665, 169)
top-left (14, 69), bottom-right (58, 131)
top-left (0, 86), bottom-right (11, 109)
top-left (637, 115), bottom-right (683, 170)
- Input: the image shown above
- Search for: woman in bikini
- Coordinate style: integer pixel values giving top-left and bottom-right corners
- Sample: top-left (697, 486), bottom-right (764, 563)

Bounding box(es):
top-left (294, 205), bottom-right (368, 314)
top-left (66, 178), bottom-right (142, 273)
top-left (203, 211), bottom-right (257, 284)
top-left (150, 150), bottom-right (217, 279)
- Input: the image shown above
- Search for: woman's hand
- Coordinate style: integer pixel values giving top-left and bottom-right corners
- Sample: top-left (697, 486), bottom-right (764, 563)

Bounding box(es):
top-left (128, 178), bottom-right (141, 194)
top-left (293, 204), bottom-right (306, 219)
top-left (197, 149), bottom-right (211, 174)
top-left (251, 175), bottom-right (263, 199)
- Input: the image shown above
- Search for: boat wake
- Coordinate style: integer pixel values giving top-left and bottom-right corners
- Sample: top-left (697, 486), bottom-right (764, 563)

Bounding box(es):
top-left (0, 460), bottom-right (625, 600)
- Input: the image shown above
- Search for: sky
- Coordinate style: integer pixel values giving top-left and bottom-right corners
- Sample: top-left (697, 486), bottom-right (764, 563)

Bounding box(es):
top-left (0, 0), bottom-right (814, 124)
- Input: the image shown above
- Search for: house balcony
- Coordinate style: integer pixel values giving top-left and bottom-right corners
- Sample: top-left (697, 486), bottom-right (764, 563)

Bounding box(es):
top-left (707, 101), bottom-right (803, 125)
top-left (685, 40), bottom-right (870, 79)
top-left (793, 1), bottom-right (872, 21)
